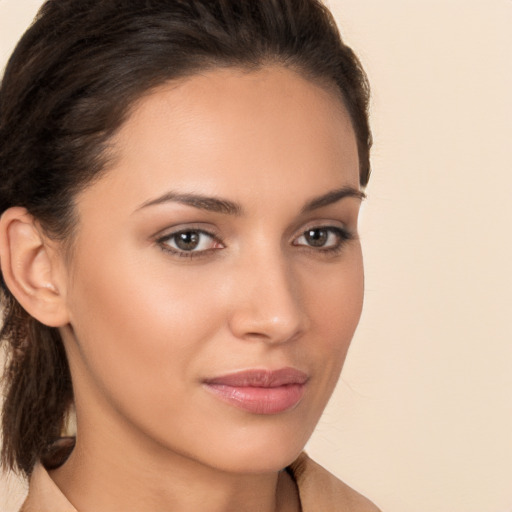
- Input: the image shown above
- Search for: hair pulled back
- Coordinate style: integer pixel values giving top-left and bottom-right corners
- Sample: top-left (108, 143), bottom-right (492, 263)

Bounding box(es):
top-left (0, 0), bottom-right (371, 476)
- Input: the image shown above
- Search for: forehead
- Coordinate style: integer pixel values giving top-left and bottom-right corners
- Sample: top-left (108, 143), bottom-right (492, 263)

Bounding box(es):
top-left (81, 66), bottom-right (359, 214)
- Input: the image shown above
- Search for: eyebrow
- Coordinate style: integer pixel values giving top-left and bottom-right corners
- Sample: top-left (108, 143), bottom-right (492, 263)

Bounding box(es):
top-left (301, 186), bottom-right (366, 213)
top-left (137, 192), bottom-right (242, 215)
top-left (136, 185), bottom-right (365, 216)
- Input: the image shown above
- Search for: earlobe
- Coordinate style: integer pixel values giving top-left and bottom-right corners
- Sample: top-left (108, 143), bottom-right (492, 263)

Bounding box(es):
top-left (0, 207), bottom-right (70, 327)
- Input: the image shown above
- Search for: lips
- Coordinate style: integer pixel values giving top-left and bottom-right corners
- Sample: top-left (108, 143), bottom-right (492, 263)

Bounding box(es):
top-left (203, 368), bottom-right (308, 415)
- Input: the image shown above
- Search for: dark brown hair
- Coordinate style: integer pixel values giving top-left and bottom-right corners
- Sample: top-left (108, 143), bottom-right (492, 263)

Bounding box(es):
top-left (0, 0), bottom-right (371, 476)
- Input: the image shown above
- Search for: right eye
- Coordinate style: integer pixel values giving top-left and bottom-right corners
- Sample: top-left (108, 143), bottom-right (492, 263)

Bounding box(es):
top-left (157, 229), bottom-right (223, 257)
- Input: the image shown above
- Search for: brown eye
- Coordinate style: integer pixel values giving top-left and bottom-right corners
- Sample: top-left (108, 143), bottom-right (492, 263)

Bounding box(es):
top-left (293, 226), bottom-right (352, 251)
top-left (158, 229), bottom-right (221, 254)
top-left (304, 228), bottom-right (329, 247)
top-left (175, 231), bottom-right (201, 251)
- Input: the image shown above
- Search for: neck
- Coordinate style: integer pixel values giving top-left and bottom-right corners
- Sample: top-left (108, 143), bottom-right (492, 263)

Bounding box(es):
top-left (50, 412), bottom-right (300, 512)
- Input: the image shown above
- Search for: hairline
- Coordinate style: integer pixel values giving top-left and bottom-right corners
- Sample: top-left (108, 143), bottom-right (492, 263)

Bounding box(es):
top-left (54, 60), bottom-right (354, 263)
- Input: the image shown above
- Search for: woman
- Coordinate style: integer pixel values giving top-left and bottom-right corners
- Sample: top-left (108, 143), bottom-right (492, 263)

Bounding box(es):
top-left (0, 0), bottom-right (379, 510)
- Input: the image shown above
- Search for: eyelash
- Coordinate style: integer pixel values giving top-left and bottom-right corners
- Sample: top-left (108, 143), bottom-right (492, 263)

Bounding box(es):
top-left (293, 226), bottom-right (353, 255)
top-left (156, 229), bottom-right (223, 258)
top-left (156, 226), bottom-right (354, 259)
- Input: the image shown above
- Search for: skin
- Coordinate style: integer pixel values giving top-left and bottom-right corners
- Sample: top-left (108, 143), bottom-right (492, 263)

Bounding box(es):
top-left (3, 66), bottom-right (364, 512)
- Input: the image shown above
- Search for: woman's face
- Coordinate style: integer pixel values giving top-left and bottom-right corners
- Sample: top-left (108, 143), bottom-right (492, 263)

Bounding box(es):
top-left (58, 66), bottom-right (364, 474)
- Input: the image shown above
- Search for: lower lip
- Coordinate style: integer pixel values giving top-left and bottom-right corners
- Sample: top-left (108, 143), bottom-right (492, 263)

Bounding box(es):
top-left (204, 383), bottom-right (306, 415)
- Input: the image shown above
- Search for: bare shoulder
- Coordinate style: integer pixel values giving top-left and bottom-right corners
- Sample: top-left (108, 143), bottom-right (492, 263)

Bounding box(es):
top-left (288, 453), bottom-right (382, 512)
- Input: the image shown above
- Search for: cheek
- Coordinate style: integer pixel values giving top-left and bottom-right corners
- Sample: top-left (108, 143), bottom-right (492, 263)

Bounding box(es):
top-left (304, 247), bottom-right (364, 376)
top-left (64, 234), bottom-right (363, 427)
top-left (309, 246), bottom-right (364, 333)
top-left (64, 247), bottom-right (226, 414)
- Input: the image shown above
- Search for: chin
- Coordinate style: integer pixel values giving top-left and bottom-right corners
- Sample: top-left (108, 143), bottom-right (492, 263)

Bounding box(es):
top-left (185, 418), bottom-right (314, 475)
top-left (200, 444), bottom-right (305, 475)
top-left (237, 445), bottom-right (305, 474)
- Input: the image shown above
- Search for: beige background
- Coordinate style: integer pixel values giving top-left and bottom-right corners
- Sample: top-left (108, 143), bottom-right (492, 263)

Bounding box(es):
top-left (1, 1), bottom-right (511, 511)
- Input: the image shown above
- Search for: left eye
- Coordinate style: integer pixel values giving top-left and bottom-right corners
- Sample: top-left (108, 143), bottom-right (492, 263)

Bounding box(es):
top-left (293, 227), bottom-right (349, 249)
top-left (158, 230), bottom-right (220, 253)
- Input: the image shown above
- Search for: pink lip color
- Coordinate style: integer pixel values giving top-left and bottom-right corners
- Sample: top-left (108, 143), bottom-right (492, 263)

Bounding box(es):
top-left (203, 368), bottom-right (308, 415)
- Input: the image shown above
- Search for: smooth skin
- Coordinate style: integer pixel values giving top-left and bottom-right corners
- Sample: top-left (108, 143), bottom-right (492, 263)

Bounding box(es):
top-left (0, 66), bottom-right (364, 512)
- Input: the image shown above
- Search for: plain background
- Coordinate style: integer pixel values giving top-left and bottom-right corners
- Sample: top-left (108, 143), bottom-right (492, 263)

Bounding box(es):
top-left (1, 1), bottom-right (511, 511)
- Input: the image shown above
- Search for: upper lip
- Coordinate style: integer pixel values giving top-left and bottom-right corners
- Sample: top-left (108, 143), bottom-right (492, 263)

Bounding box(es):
top-left (204, 367), bottom-right (309, 388)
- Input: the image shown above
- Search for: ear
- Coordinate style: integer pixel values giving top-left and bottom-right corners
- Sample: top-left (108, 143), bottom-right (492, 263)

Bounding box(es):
top-left (0, 207), bottom-right (70, 327)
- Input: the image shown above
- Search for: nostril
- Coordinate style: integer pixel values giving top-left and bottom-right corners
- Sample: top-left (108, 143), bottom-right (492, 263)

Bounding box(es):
top-left (227, 260), bottom-right (305, 343)
top-left (228, 306), bottom-right (305, 344)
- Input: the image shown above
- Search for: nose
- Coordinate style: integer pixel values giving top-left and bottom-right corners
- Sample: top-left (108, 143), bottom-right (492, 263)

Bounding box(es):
top-left (227, 252), bottom-right (306, 344)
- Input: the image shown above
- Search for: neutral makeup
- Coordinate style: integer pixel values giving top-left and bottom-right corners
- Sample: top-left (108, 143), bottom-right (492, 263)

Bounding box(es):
top-left (46, 65), bottom-right (364, 512)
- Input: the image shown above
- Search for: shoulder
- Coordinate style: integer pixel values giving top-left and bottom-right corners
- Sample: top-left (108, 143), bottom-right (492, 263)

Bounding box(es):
top-left (18, 438), bottom-right (76, 512)
top-left (288, 453), bottom-right (382, 512)
top-left (18, 462), bottom-right (77, 512)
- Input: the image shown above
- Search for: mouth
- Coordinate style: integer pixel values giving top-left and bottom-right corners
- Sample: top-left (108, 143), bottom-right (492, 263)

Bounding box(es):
top-left (203, 367), bottom-right (308, 415)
